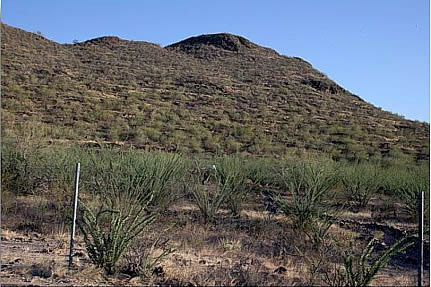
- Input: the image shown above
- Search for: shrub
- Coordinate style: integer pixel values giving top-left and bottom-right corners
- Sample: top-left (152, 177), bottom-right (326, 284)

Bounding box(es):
top-left (396, 165), bottom-right (430, 221)
top-left (304, 210), bottom-right (342, 249)
top-left (122, 234), bottom-right (175, 278)
top-left (341, 163), bottom-right (381, 208)
top-left (78, 152), bottom-right (183, 273)
top-left (83, 150), bottom-right (185, 212)
top-left (277, 160), bottom-right (339, 230)
top-left (214, 157), bottom-right (250, 216)
top-left (324, 235), bottom-right (414, 287)
top-left (1, 140), bottom-right (84, 197)
top-left (244, 157), bottom-right (280, 188)
top-left (78, 192), bottom-right (156, 274)
top-left (187, 162), bottom-right (226, 224)
top-left (187, 157), bottom-right (249, 223)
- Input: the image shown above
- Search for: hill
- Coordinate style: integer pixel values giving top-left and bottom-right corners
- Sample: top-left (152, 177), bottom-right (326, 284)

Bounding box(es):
top-left (1, 23), bottom-right (429, 161)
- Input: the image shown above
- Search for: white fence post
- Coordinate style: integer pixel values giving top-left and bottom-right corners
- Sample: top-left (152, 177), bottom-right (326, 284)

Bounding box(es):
top-left (418, 191), bottom-right (424, 287)
top-left (69, 163), bottom-right (80, 270)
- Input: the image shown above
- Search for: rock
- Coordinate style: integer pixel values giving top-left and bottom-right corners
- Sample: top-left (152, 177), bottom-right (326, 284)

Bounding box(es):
top-left (273, 266), bottom-right (287, 274)
top-left (152, 266), bottom-right (164, 277)
top-left (8, 258), bottom-right (22, 264)
top-left (240, 258), bottom-right (253, 265)
top-left (74, 251), bottom-right (85, 257)
top-left (30, 264), bottom-right (53, 278)
top-left (129, 276), bottom-right (142, 284)
top-left (198, 259), bottom-right (206, 265)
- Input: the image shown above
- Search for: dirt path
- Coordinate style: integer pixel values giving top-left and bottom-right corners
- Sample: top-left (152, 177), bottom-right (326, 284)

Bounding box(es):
top-left (0, 230), bottom-right (112, 286)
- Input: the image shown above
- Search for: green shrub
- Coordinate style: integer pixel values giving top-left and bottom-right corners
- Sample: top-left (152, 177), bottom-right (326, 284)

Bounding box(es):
top-left (244, 157), bottom-right (280, 188)
top-left (341, 163), bottom-right (381, 208)
top-left (78, 192), bottom-right (156, 274)
top-left (187, 157), bottom-right (249, 222)
top-left (215, 157), bottom-right (250, 216)
top-left (324, 235), bottom-right (414, 287)
top-left (83, 150), bottom-right (185, 212)
top-left (396, 165), bottom-right (430, 220)
top-left (277, 159), bottom-right (339, 230)
top-left (77, 151), bottom-right (184, 273)
top-left (122, 233), bottom-right (175, 278)
top-left (187, 162), bottom-right (226, 224)
top-left (1, 140), bottom-right (84, 196)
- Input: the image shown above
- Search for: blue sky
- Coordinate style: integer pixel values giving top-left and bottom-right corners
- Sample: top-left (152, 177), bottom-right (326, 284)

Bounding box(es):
top-left (2, 1), bottom-right (430, 122)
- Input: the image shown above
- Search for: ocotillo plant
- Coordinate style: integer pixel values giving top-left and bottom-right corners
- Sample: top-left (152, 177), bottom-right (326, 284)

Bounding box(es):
top-left (324, 235), bottom-right (414, 287)
top-left (341, 163), bottom-right (381, 208)
top-left (77, 151), bottom-right (182, 274)
top-left (214, 157), bottom-right (250, 216)
top-left (277, 159), bottom-right (339, 230)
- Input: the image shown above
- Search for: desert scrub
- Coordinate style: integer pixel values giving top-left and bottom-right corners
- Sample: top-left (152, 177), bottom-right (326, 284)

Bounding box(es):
top-left (122, 234), bottom-right (175, 278)
top-left (83, 150), bottom-right (185, 212)
top-left (395, 165), bottom-right (430, 221)
top-left (214, 156), bottom-right (250, 216)
top-left (277, 159), bottom-right (340, 230)
top-left (1, 140), bottom-right (89, 196)
top-left (244, 157), bottom-right (281, 188)
top-left (78, 152), bottom-right (183, 274)
top-left (324, 235), bottom-right (414, 287)
top-left (187, 157), bottom-right (249, 223)
top-left (187, 162), bottom-right (226, 224)
top-left (341, 163), bottom-right (382, 208)
top-left (78, 191), bottom-right (156, 274)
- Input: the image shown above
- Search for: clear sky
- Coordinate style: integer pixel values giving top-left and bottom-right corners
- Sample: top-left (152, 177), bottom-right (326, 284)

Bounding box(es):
top-left (2, 0), bottom-right (430, 122)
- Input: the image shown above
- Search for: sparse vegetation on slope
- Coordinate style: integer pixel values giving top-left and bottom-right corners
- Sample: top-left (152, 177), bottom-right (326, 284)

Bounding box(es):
top-left (1, 23), bottom-right (429, 162)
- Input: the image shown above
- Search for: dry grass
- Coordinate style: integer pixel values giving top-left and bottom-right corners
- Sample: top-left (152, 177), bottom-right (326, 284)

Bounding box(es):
top-left (1, 189), bottom-right (429, 286)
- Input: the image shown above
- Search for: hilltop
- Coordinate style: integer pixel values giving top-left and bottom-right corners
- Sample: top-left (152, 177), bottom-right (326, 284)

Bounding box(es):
top-left (1, 23), bottom-right (429, 161)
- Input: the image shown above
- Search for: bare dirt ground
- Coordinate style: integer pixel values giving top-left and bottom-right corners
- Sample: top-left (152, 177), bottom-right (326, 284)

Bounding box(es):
top-left (1, 196), bottom-right (429, 286)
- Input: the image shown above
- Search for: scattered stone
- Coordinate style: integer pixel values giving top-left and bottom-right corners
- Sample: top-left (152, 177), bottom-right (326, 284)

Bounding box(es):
top-left (240, 258), bottom-right (253, 265)
top-left (30, 264), bottom-right (53, 278)
top-left (198, 259), bottom-right (206, 265)
top-left (273, 266), bottom-right (287, 274)
top-left (128, 276), bottom-right (142, 284)
top-left (8, 258), bottom-right (22, 264)
top-left (74, 251), bottom-right (85, 257)
top-left (152, 266), bottom-right (164, 277)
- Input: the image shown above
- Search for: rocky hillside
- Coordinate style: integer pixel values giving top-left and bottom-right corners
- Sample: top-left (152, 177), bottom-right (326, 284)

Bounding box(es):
top-left (1, 23), bottom-right (429, 161)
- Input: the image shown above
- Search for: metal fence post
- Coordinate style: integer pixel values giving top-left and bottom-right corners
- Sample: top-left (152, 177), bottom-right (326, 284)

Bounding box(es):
top-left (418, 191), bottom-right (424, 287)
top-left (69, 163), bottom-right (80, 270)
